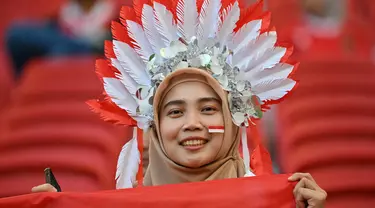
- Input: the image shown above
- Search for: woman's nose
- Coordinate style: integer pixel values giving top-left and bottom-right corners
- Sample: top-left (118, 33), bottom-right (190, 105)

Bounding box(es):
top-left (183, 111), bottom-right (203, 131)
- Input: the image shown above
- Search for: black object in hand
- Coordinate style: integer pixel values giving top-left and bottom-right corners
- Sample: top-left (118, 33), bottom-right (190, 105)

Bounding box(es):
top-left (44, 168), bottom-right (62, 192)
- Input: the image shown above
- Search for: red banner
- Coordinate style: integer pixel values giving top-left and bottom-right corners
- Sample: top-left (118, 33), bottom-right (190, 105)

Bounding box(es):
top-left (0, 174), bottom-right (296, 208)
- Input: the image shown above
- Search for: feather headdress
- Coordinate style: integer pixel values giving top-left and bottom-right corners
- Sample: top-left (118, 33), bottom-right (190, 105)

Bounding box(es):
top-left (88, 0), bottom-right (298, 189)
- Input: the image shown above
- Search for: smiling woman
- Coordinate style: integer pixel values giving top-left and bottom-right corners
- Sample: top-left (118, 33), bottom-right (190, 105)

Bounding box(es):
top-left (143, 69), bottom-right (246, 185)
top-left (31, 0), bottom-right (327, 207)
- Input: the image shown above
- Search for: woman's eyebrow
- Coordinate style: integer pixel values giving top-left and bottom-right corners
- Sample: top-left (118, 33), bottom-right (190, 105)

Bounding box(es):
top-left (198, 97), bottom-right (221, 104)
top-left (163, 97), bottom-right (221, 109)
top-left (163, 99), bottom-right (185, 110)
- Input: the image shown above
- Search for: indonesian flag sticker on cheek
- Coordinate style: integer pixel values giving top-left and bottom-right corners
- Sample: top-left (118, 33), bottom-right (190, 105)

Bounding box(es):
top-left (208, 126), bottom-right (225, 133)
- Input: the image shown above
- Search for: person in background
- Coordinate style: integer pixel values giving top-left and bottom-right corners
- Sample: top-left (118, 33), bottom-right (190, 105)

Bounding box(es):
top-left (5, 0), bottom-right (115, 79)
top-left (291, 0), bottom-right (346, 51)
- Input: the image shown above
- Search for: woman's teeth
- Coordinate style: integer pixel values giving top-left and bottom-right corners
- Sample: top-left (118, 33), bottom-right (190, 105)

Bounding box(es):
top-left (181, 140), bottom-right (207, 146)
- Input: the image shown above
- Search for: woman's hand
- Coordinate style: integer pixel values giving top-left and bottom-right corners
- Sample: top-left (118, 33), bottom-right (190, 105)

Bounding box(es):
top-left (31, 183), bottom-right (57, 193)
top-left (288, 173), bottom-right (327, 208)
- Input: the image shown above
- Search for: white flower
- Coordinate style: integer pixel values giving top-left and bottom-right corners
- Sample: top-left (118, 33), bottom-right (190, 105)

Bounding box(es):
top-left (160, 41), bottom-right (187, 59)
top-left (232, 111), bottom-right (246, 126)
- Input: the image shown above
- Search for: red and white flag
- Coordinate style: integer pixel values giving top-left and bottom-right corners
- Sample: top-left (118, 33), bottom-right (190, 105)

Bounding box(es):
top-left (208, 126), bottom-right (225, 133)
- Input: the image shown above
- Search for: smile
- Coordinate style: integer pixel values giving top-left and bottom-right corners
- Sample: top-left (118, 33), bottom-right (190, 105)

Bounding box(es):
top-left (181, 139), bottom-right (208, 146)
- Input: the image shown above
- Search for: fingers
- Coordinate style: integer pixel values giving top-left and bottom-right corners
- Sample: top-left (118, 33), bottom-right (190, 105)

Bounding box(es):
top-left (290, 173), bottom-right (327, 208)
top-left (295, 188), bottom-right (315, 208)
top-left (288, 172), bottom-right (315, 182)
top-left (293, 177), bottom-right (321, 194)
top-left (31, 183), bottom-right (57, 193)
top-left (296, 200), bottom-right (306, 208)
top-left (295, 187), bottom-right (327, 204)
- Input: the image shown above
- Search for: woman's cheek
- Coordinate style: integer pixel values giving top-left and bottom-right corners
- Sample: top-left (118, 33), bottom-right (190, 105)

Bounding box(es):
top-left (160, 117), bottom-right (181, 142)
top-left (203, 113), bottom-right (224, 127)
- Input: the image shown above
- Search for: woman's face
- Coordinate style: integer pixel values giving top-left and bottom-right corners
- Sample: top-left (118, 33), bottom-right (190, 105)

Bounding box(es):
top-left (159, 81), bottom-right (225, 168)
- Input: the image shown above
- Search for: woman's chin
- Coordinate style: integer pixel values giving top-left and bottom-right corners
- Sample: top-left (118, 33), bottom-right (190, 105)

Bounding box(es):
top-left (179, 156), bottom-right (214, 169)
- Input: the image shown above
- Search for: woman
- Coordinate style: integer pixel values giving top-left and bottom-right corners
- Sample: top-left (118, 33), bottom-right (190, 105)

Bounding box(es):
top-left (291, 0), bottom-right (346, 52)
top-left (33, 0), bottom-right (327, 207)
top-left (33, 69), bottom-right (327, 207)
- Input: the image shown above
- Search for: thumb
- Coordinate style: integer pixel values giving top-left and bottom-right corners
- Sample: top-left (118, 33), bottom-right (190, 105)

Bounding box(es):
top-left (132, 181), bottom-right (138, 188)
top-left (31, 183), bottom-right (57, 193)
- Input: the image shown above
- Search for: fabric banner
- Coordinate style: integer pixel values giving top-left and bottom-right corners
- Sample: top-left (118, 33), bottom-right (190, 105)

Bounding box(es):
top-left (0, 174), bottom-right (296, 208)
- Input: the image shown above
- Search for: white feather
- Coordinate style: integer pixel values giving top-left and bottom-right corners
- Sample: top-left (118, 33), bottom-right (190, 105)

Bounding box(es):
top-left (217, 2), bottom-right (240, 47)
top-left (103, 78), bottom-right (138, 115)
top-left (116, 128), bottom-right (140, 189)
top-left (253, 78), bottom-right (296, 101)
top-left (176, 0), bottom-right (198, 40)
top-left (197, 0), bottom-right (221, 46)
top-left (230, 20), bottom-right (262, 52)
top-left (153, 2), bottom-right (179, 46)
top-left (126, 20), bottom-right (154, 63)
top-left (240, 47), bottom-right (287, 80)
top-left (113, 40), bottom-right (151, 86)
top-left (142, 4), bottom-right (165, 52)
top-left (249, 63), bottom-right (295, 86)
top-left (134, 116), bottom-right (152, 130)
top-left (111, 58), bottom-right (138, 95)
top-left (233, 31), bottom-right (277, 70)
top-left (241, 127), bottom-right (253, 176)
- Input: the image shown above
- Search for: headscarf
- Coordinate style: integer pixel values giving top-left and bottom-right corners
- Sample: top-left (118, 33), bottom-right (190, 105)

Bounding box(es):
top-left (143, 68), bottom-right (246, 186)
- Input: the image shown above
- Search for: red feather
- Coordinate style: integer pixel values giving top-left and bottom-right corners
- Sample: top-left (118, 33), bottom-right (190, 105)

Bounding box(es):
top-left (170, 0), bottom-right (179, 21)
top-left (220, 0), bottom-right (236, 15)
top-left (278, 44), bottom-right (294, 63)
top-left (87, 98), bottom-right (137, 126)
top-left (259, 12), bottom-right (271, 34)
top-left (196, 0), bottom-right (205, 14)
top-left (95, 59), bottom-right (120, 80)
top-left (133, 0), bottom-right (151, 23)
top-left (111, 21), bottom-right (134, 47)
top-left (104, 40), bottom-right (116, 59)
top-left (236, 0), bottom-right (246, 9)
top-left (120, 6), bottom-right (138, 26)
top-left (234, 0), bottom-right (264, 32)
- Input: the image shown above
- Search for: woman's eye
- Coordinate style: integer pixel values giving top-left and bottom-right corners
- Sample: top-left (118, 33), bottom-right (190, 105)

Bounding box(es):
top-left (202, 107), bottom-right (217, 113)
top-left (167, 109), bottom-right (183, 116)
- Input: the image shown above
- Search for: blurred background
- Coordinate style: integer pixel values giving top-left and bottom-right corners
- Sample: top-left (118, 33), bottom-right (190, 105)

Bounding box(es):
top-left (0, 0), bottom-right (374, 207)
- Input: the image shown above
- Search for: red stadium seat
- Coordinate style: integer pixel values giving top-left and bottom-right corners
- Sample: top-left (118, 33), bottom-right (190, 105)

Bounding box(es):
top-left (277, 53), bottom-right (375, 207)
top-left (0, 0), bottom-right (67, 112)
top-left (0, 57), bottom-right (132, 197)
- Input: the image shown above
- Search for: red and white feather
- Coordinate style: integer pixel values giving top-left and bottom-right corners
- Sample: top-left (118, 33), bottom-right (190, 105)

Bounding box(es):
top-left (116, 127), bottom-right (140, 189)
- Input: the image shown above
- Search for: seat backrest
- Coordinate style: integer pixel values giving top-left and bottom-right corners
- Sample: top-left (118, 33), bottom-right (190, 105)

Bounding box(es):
top-left (276, 54), bottom-right (375, 208)
top-left (0, 56), bottom-right (133, 197)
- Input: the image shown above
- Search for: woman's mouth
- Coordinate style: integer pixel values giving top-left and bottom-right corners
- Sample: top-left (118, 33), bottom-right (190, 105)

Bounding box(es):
top-left (181, 140), bottom-right (207, 146)
top-left (180, 138), bottom-right (208, 150)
